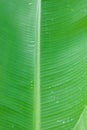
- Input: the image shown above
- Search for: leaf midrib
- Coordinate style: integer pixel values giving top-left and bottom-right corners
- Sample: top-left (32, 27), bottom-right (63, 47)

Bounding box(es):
top-left (33, 0), bottom-right (41, 130)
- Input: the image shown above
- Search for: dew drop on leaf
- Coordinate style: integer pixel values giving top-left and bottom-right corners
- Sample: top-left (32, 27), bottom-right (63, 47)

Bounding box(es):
top-left (28, 3), bottom-right (32, 5)
top-left (12, 124), bottom-right (14, 128)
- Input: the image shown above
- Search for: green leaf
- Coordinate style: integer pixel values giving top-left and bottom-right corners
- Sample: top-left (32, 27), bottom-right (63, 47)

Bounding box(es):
top-left (0, 0), bottom-right (87, 130)
top-left (0, 0), bottom-right (37, 129)
top-left (73, 106), bottom-right (87, 130)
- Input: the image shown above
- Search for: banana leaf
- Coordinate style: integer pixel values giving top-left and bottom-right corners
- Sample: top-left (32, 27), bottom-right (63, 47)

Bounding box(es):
top-left (0, 0), bottom-right (87, 130)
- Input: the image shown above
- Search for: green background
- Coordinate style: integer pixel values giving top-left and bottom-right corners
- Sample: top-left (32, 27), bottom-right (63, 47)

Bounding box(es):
top-left (0, 0), bottom-right (87, 129)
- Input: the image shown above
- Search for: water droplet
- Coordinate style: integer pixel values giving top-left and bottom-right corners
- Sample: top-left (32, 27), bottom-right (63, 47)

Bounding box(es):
top-left (57, 120), bottom-right (62, 123)
top-left (79, 87), bottom-right (82, 91)
top-left (46, 32), bottom-right (49, 34)
top-left (30, 40), bottom-right (35, 43)
top-left (51, 18), bottom-right (54, 21)
top-left (66, 4), bottom-right (70, 7)
top-left (81, 98), bottom-right (83, 101)
top-left (56, 101), bottom-right (59, 103)
top-left (71, 9), bottom-right (74, 12)
top-left (71, 118), bottom-right (73, 121)
top-left (29, 3), bottom-right (32, 5)
top-left (62, 121), bottom-right (65, 124)
top-left (83, 57), bottom-right (86, 60)
top-left (12, 124), bottom-right (14, 128)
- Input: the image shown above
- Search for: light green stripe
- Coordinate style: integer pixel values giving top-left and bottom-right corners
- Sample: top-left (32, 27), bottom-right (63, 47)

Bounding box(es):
top-left (33, 0), bottom-right (41, 130)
